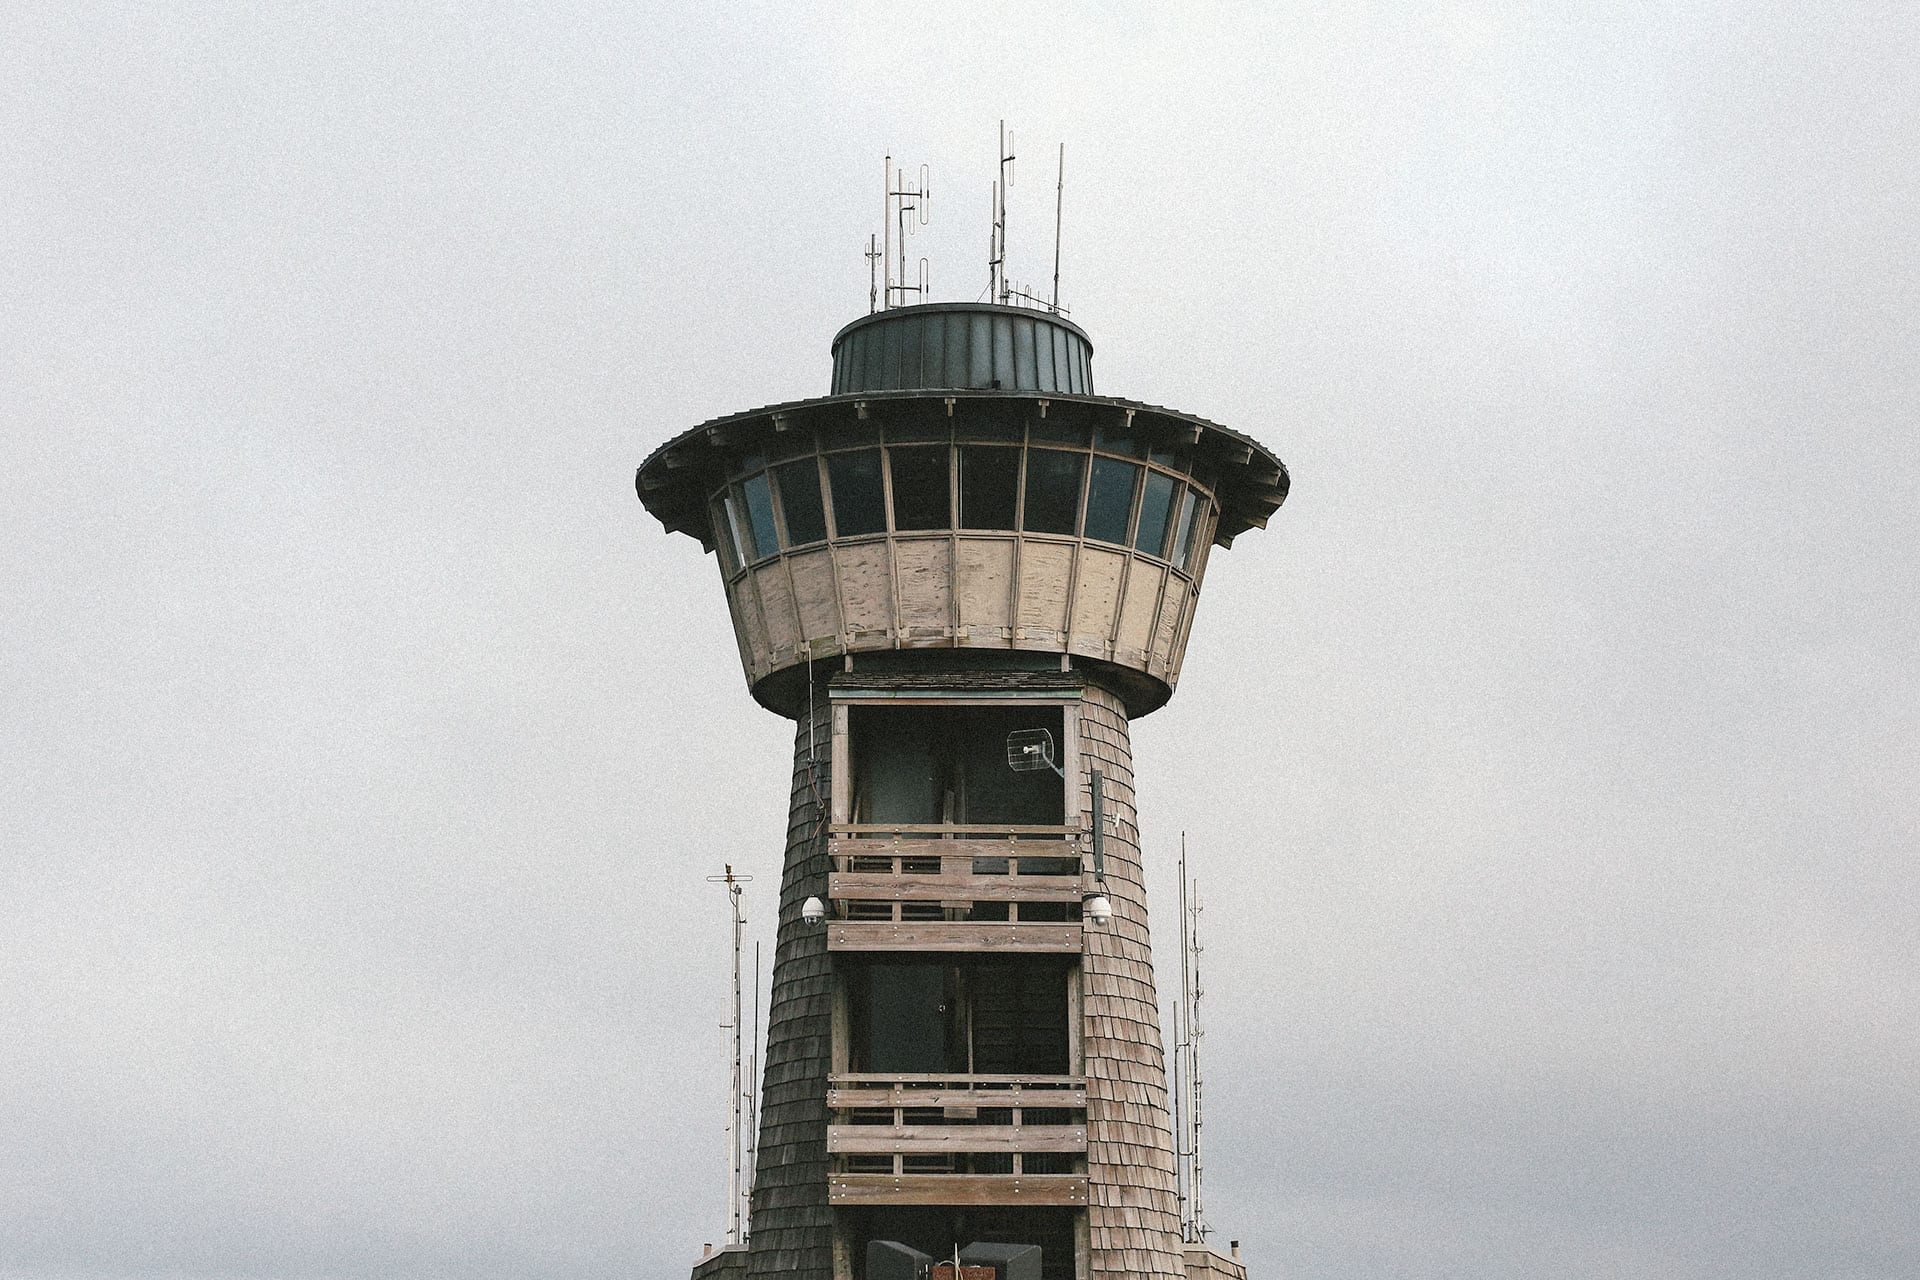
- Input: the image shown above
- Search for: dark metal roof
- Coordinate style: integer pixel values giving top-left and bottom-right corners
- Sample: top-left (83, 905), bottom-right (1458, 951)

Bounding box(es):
top-left (634, 388), bottom-right (1289, 548)
top-left (830, 302), bottom-right (1096, 397)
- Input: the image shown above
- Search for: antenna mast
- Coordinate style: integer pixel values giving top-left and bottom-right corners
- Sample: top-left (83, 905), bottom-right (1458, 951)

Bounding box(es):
top-left (992, 121), bottom-right (1015, 304)
top-left (706, 864), bottom-right (754, 1246)
top-left (1175, 835), bottom-right (1210, 1243)
top-left (881, 159), bottom-right (930, 309)
top-left (1051, 142), bottom-right (1064, 313)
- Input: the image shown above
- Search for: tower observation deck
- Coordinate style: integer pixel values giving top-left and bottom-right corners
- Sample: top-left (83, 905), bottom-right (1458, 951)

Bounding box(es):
top-left (637, 300), bottom-right (1287, 1280)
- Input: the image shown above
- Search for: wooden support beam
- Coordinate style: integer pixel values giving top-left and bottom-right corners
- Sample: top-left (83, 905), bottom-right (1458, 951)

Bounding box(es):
top-left (828, 1125), bottom-right (1087, 1155)
top-left (829, 1173), bottom-right (1088, 1206)
top-left (827, 1086), bottom-right (1088, 1109)
top-left (827, 921), bottom-right (1082, 953)
top-left (828, 873), bottom-right (1082, 901)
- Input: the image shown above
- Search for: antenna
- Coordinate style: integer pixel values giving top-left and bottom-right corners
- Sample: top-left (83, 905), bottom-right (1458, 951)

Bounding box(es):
top-left (864, 233), bottom-right (881, 314)
top-left (706, 864), bottom-right (755, 1246)
top-left (1173, 835), bottom-right (1210, 1243)
top-left (993, 121), bottom-right (1016, 304)
top-left (1051, 142), bottom-right (1064, 313)
top-left (883, 160), bottom-right (931, 309)
top-left (745, 937), bottom-right (761, 1243)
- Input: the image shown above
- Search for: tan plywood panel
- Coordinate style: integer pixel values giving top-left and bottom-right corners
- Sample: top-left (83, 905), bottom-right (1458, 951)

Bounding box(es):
top-left (1152, 578), bottom-right (1190, 671)
top-left (1114, 561), bottom-right (1166, 666)
top-left (1016, 541), bottom-right (1075, 641)
top-left (726, 576), bottom-right (771, 683)
top-left (1070, 546), bottom-right (1127, 651)
top-left (753, 562), bottom-right (798, 659)
top-left (955, 537), bottom-right (1016, 636)
top-left (834, 541), bottom-right (894, 640)
top-left (894, 537), bottom-right (954, 636)
top-left (786, 549), bottom-right (841, 650)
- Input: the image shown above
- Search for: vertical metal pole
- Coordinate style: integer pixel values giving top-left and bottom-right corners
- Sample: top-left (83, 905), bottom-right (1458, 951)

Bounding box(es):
top-left (1175, 835), bottom-right (1191, 1240)
top-left (727, 876), bottom-right (743, 1245)
top-left (1051, 143), bottom-right (1064, 313)
top-left (1089, 768), bottom-right (1105, 884)
top-left (882, 154), bottom-right (891, 310)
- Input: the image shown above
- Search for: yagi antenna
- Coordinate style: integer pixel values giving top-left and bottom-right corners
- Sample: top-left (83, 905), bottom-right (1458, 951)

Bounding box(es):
top-left (878, 157), bottom-right (931, 310)
top-left (1051, 142), bottom-right (1064, 313)
top-left (986, 123), bottom-right (1068, 314)
top-left (991, 121), bottom-right (1016, 304)
top-left (864, 233), bottom-right (881, 314)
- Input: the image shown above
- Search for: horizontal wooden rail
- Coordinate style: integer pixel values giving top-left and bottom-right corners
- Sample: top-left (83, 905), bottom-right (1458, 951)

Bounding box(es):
top-left (831, 1073), bottom-right (1084, 1088)
top-left (828, 1124), bottom-right (1087, 1155)
top-left (831, 824), bottom-right (1082, 837)
top-left (829, 1173), bottom-right (1089, 1206)
top-left (829, 872), bottom-right (1083, 902)
top-left (828, 921), bottom-right (1082, 953)
top-left (827, 1085), bottom-right (1088, 1109)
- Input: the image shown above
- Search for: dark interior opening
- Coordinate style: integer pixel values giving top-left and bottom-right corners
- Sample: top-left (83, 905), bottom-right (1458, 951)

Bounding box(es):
top-left (846, 1206), bottom-right (1078, 1280)
top-left (849, 704), bottom-right (1065, 826)
top-left (847, 956), bottom-right (1073, 1076)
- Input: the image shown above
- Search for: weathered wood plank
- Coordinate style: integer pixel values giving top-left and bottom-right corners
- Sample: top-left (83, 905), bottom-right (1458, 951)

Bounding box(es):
top-left (828, 872), bottom-right (1082, 901)
top-left (827, 836), bottom-right (1079, 860)
top-left (827, 921), bottom-right (1082, 952)
top-left (827, 1086), bottom-right (1088, 1109)
top-left (827, 1124), bottom-right (1087, 1154)
top-left (828, 1173), bottom-right (1088, 1206)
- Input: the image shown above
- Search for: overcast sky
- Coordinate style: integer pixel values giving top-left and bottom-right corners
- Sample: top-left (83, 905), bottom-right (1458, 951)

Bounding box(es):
top-left (4, 3), bottom-right (1916, 1278)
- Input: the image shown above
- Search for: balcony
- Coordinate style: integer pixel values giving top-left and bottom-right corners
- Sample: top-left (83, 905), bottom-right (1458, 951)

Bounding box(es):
top-left (826, 828), bottom-right (1089, 954)
top-left (826, 1072), bottom-right (1089, 1206)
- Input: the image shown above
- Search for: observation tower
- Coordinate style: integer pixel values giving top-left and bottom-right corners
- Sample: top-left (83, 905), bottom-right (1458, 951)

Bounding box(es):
top-left (635, 165), bottom-right (1287, 1280)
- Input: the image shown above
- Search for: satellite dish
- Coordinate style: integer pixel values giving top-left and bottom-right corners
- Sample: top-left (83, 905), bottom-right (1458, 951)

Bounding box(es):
top-left (1006, 727), bottom-right (1064, 778)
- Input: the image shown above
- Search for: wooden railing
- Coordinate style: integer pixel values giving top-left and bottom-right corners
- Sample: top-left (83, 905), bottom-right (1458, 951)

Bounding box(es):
top-left (825, 832), bottom-right (1089, 951)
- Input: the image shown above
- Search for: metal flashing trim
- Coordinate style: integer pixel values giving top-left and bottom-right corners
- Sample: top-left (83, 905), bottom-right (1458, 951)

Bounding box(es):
top-left (826, 670), bottom-right (1087, 699)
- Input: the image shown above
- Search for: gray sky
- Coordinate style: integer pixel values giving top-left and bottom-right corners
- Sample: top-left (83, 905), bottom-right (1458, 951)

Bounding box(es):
top-left (3, 3), bottom-right (1915, 1278)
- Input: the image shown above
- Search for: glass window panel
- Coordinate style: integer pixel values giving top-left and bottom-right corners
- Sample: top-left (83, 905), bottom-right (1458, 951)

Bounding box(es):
top-left (742, 472), bottom-right (778, 559)
top-left (1035, 319), bottom-right (1056, 389)
top-left (1014, 317), bottom-right (1037, 388)
top-left (1052, 328), bottom-right (1070, 392)
top-left (1022, 448), bottom-right (1084, 535)
top-left (827, 449), bottom-right (887, 537)
top-left (1171, 485), bottom-right (1200, 570)
top-left (888, 445), bottom-right (951, 530)
top-left (1148, 444), bottom-right (1183, 469)
top-left (721, 491), bottom-right (751, 565)
top-left (992, 315), bottom-right (1015, 389)
top-left (712, 498), bottom-right (740, 572)
top-left (1084, 456), bottom-right (1140, 545)
top-left (960, 445), bottom-right (1020, 529)
top-left (774, 459), bottom-right (827, 546)
top-left (969, 312), bottom-right (993, 387)
top-left (1179, 492), bottom-right (1209, 570)
top-left (1135, 470), bottom-right (1178, 556)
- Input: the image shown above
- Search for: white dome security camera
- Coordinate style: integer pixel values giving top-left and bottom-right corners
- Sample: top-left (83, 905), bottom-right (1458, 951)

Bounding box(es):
top-left (1083, 893), bottom-right (1113, 928)
top-left (801, 895), bottom-right (827, 926)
